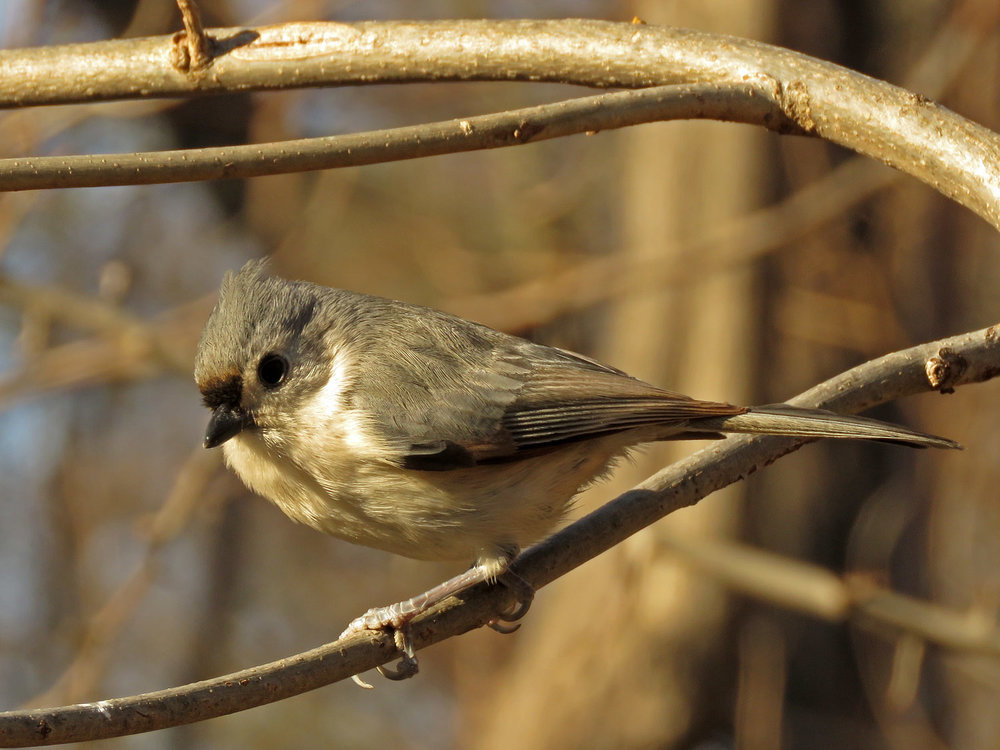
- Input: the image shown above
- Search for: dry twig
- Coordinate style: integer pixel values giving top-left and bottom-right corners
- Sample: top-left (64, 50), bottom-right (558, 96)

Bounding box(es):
top-left (0, 83), bottom-right (799, 190)
top-left (172, 0), bottom-right (212, 72)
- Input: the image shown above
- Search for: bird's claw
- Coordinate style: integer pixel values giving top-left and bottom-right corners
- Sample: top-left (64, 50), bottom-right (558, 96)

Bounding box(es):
top-left (376, 629), bottom-right (419, 681)
top-left (342, 568), bottom-right (534, 686)
top-left (341, 609), bottom-right (420, 688)
top-left (488, 571), bottom-right (534, 633)
top-left (487, 619), bottom-right (522, 634)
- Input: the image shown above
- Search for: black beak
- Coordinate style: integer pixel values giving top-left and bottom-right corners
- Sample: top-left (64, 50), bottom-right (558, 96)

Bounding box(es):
top-left (204, 405), bottom-right (253, 449)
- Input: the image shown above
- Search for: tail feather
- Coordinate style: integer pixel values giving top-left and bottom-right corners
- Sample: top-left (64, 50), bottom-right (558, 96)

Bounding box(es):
top-left (694, 403), bottom-right (961, 450)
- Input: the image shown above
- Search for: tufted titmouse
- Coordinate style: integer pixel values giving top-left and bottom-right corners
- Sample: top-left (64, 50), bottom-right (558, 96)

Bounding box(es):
top-left (194, 260), bottom-right (958, 679)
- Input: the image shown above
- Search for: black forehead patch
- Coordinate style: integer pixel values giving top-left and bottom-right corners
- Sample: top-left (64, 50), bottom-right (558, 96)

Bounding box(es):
top-left (200, 374), bottom-right (243, 410)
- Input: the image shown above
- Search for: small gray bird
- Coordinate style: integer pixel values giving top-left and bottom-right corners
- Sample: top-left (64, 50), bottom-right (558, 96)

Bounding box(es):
top-left (194, 260), bottom-right (958, 678)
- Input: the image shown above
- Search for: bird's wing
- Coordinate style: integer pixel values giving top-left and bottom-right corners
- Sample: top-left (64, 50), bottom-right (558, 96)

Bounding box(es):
top-left (344, 305), bottom-right (744, 470)
top-left (497, 354), bottom-right (743, 454)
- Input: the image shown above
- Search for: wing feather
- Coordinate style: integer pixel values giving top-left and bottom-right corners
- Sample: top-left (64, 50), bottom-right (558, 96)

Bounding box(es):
top-left (340, 298), bottom-right (744, 470)
top-left (499, 362), bottom-right (745, 451)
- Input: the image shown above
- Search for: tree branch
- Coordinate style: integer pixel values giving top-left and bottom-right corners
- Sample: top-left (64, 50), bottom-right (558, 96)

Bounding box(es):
top-left (0, 83), bottom-right (799, 191)
top-left (0, 20), bottom-right (998, 229)
top-left (0, 324), bottom-right (996, 747)
top-left (655, 531), bottom-right (1000, 657)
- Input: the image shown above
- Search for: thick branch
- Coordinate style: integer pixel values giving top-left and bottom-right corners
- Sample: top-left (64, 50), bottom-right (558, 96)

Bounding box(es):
top-left (0, 20), bottom-right (998, 226)
top-left (0, 324), bottom-right (996, 747)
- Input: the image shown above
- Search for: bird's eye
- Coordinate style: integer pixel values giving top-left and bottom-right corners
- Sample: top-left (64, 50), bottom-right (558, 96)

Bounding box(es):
top-left (257, 353), bottom-right (289, 388)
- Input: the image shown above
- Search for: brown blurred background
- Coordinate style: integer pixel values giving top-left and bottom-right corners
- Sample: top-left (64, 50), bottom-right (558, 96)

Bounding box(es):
top-left (0, 1), bottom-right (998, 748)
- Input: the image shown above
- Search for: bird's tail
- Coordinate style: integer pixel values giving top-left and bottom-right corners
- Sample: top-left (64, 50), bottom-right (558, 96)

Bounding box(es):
top-left (695, 403), bottom-right (960, 450)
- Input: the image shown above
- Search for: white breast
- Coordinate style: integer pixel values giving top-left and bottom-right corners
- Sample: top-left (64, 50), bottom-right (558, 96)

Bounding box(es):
top-left (223, 354), bottom-right (638, 565)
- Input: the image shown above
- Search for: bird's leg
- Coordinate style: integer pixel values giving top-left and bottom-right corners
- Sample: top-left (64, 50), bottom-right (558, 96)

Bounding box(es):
top-left (341, 564), bottom-right (497, 634)
top-left (340, 548), bottom-right (534, 686)
top-left (339, 564), bottom-right (498, 687)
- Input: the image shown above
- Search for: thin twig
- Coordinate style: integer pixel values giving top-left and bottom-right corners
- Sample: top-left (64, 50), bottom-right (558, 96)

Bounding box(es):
top-left (0, 286), bottom-right (212, 406)
top-left (0, 324), bottom-right (995, 747)
top-left (0, 276), bottom-right (147, 337)
top-left (0, 83), bottom-right (798, 191)
top-left (173, 0), bottom-right (212, 72)
top-left (656, 531), bottom-right (1000, 656)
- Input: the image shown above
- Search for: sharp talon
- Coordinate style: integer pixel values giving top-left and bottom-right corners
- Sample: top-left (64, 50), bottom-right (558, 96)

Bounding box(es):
top-left (342, 616), bottom-right (420, 686)
top-left (494, 570), bottom-right (534, 624)
top-left (376, 628), bottom-right (419, 681)
top-left (377, 656), bottom-right (419, 680)
top-left (488, 619), bottom-right (521, 634)
top-left (497, 596), bottom-right (532, 622)
top-left (351, 673), bottom-right (375, 689)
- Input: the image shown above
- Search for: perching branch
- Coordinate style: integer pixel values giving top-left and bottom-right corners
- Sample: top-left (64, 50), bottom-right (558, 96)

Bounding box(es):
top-left (1, 19), bottom-right (1000, 230)
top-left (0, 324), bottom-right (996, 747)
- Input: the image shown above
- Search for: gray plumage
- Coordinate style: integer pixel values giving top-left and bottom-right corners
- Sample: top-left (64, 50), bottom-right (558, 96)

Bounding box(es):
top-left (194, 260), bottom-right (958, 591)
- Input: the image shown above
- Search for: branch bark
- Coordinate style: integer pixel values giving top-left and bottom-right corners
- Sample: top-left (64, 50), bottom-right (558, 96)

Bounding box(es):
top-left (0, 83), bottom-right (799, 190)
top-left (0, 324), bottom-right (996, 747)
top-left (0, 20), bottom-right (999, 230)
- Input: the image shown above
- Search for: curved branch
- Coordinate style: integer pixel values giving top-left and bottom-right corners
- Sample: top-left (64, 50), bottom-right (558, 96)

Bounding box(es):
top-left (1, 325), bottom-right (996, 747)
top-left (1, 20), bottom-right (999, 227)
top-left (0, 83), bottom-right (798, 191)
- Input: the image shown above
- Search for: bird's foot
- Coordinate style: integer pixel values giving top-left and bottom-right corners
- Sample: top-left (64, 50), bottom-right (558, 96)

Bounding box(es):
top-left (487, 570), bottom-right (535, 634)
top-left (339, 604), bottom-right (420, 688)
top-left (339, 562), bottom-right (534, 686)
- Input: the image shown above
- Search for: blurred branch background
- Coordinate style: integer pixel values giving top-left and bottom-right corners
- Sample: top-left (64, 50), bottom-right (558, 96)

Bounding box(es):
top-left (0, 1), bottom-right (998, 749)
